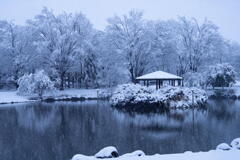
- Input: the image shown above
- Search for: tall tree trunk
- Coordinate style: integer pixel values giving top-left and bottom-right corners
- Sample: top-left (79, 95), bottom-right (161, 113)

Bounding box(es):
top-left (60, 73), bottom-right (65, 90)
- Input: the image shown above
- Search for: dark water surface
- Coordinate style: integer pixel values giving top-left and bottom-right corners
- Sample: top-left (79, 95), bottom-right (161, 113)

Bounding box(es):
top-left (0, 100), bottom-right (240, 160)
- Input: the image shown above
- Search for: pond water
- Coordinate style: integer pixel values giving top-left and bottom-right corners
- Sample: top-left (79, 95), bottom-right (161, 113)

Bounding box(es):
top-left (0, 99), bottom-right (240, 160)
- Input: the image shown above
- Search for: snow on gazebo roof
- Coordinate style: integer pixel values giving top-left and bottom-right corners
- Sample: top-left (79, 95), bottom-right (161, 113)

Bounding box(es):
top-left (136, 71), bottom-right (182, 80)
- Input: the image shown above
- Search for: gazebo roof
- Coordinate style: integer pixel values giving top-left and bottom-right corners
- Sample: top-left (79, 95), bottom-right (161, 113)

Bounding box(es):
top-left (136, 71), bottom-right (182, 80)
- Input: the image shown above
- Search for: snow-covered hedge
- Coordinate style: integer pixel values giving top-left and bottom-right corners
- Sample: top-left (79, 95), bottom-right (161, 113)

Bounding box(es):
top-left (110, 84), bottom-right (207, 108)
top-left (17, 70), bottom-right (55, 98)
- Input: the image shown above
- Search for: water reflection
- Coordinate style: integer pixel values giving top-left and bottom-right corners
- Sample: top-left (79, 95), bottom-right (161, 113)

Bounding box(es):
top-left (0, 99), bottom-right (239, 160)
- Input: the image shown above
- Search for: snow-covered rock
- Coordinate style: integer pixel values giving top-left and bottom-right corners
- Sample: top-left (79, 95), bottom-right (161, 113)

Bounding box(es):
top-left (95, 146), bottom-right (119, 158)
top-left (121, 150), bottom-right (145, 157)
top-left (72, 154), bottom-right (93, 160)
top-left (216, 143), bottom-right (232, 151)
top-left (110, 84), bottom-right (207, 108)
top-left (231, 138), bottom-right (240, 150)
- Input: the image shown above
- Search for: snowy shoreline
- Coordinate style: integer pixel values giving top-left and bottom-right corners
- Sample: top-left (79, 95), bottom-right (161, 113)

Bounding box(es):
top-left (207, 87), bottom-right (240, 99)
top-left (0, 89), bottom-right (111, 105)
top-left (72, 150), bottom-right (240, 160)
top-left (0, 91), bottom-right (32, 104)
top-left (72, 137), bottom-right (240, 160)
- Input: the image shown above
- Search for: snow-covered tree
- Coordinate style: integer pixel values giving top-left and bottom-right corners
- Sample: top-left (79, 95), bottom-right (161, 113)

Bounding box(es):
top-left (176, 17), bottom-right (222, 75)
top-left (94, 31), bottom-right (129, 87)
top-left (205, 63), bottom-right (236, 87)
top-left (0, 21), bottom-right (37, 87)
top-left (0, 8), bottom-right (240, 90)
top-left (106, 10), bottom-right (155, 82)
top-left (28, 8), bottom-right (95, 89)
top-left (17, 70), bottom-right (55, 98)
top-left (146, 20), bottom-right (179, 73)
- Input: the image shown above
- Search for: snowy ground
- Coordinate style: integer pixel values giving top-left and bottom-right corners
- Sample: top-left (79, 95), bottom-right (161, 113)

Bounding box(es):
top-left (44, 88), bottom-right (112, 100)
top-left (0, 90), bottom-right (31, 104)
top-left (72, 138), bottom-right (240, 160)
top-left (72, 150), bottom-right (240, 160)
top-left (0, 88), bottom-right (112, 104)
top-left (48, 88), bottom-right (99, 98)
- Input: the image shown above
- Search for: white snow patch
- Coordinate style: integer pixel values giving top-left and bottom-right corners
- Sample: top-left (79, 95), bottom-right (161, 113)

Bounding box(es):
top-left (0, 90), bottom-right (31, 104)
top-left (121, 150), bottom-right (145, 157)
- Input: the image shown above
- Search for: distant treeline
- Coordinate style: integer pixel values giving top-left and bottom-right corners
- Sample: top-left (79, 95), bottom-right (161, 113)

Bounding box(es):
top-left (0, 7), bottom-right (239, 90)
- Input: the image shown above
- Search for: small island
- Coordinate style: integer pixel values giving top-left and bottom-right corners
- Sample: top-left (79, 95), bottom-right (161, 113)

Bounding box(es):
top-left (110, 83), bottom-right (207, 109)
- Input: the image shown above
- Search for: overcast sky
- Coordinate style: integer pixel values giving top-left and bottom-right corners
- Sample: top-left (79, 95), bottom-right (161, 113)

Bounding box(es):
top-left (0, 0), bottom-right (239, 42)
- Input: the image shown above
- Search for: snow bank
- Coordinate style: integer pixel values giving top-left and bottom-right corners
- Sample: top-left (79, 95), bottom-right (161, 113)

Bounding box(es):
top-left (0, 91), bottom-right (31, 104)
top-left (72, 138), bottom-right (240, 160)
top-left (110, 84), bottom-right (207, 108)
top-left (72, 151), bottom-right (240, 160)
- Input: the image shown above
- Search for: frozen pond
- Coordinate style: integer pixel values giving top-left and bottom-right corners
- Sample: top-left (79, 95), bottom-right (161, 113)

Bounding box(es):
top-left (0, 99), bottom-right (240, 160)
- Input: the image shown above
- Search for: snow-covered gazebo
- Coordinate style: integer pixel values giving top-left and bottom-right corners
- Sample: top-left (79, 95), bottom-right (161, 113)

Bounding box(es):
top-left (136, 71), bottom-right (183, 89)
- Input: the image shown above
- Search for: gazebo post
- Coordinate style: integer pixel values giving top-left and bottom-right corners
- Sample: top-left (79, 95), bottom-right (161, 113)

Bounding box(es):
top-left (156, 80), bottom-right (158, 90)
top-left (143, 80), bottom-right (146, 86)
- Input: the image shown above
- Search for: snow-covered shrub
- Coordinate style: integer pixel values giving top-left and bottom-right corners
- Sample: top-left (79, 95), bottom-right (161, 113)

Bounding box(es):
top-left (205, 63), bottom-right (236, 87)
top-left (110, 84), bottom-right (207, 108)
top-left (216, 143), bottom-right (232, 151)
top-left (17, 70), bottom-right (55, 98)
top-left (110, 84), bottom-right (154, 106)
top-left (155, 86), bottom-right (207, 108)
